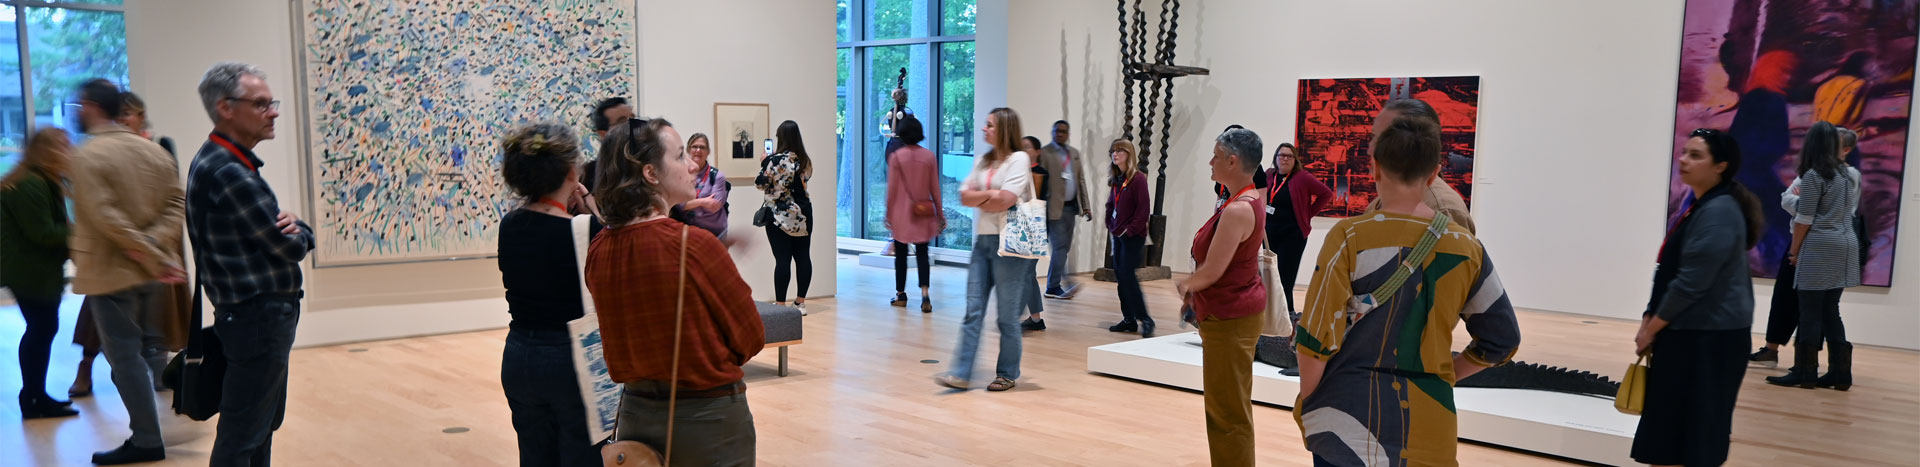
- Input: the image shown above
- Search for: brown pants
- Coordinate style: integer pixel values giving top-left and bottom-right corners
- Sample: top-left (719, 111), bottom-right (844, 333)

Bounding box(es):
top-left (1199, 313), bottom-right (1262, 467)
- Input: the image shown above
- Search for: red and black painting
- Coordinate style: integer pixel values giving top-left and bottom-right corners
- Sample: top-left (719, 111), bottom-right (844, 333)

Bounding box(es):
top-left (1295, 76), bottom-right (1481, 217)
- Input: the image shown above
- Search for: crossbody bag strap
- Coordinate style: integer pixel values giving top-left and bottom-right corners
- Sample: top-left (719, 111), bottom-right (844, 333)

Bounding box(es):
top-left (662, 225), bottom-right (690, 465)
top-left (1360, 212), bottom-right (1451, 309)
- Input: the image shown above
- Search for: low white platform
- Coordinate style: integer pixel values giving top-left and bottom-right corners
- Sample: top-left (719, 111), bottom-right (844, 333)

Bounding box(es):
top-left (1088, 332), bottom-right (1638, 466)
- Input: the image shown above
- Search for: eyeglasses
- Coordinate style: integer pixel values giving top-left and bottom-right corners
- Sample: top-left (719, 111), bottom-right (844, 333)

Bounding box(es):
top-left (225, 98), bottom-right (280, 112)
top-left (1690, 128), bottom-right (1720, 137)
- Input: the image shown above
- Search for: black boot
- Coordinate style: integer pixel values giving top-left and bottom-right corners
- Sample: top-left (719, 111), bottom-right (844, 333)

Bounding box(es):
top-left (1817, 342), bottom-right (1852, 391)
top-left (1108, 321), bottom-right (1138, 333)
top-left (91, 439), bottom-right (165, 465)
top-left (1766, 344), bottom-right (1820, 389)
top-left (1140, 319), bottom-right (1156, 338)
top-left (19, 393), bottom-right (77, 419)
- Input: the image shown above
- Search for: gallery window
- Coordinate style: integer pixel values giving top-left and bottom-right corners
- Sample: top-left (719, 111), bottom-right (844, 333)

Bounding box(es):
top-left (835, 0), bottom-right (976, 251)
top-left (0, 0), bottom-right (127, 173)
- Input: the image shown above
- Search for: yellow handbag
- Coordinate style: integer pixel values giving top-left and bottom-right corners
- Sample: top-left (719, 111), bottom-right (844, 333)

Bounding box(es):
top-left (1615, 353), bottom-right (1649, 415)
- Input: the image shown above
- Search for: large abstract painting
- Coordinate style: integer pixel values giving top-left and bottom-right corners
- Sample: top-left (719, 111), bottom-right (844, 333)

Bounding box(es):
top-left (1295, 76), bottom-right (1480, 217)
top-left (298, 0), bottom-right (636, 265)
top-left (1668, 0), bottom-right (1912, 287)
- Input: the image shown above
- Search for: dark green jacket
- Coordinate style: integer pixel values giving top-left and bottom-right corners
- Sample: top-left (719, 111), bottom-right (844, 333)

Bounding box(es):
top-left (1, 171), bottom-right (70, 299)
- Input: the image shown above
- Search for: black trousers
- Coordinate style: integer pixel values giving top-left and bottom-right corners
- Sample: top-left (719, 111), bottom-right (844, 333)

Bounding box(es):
top-left (894, 241), bottom-right (931, 292)
top-left (501, 328), bottom-right (598, 467)
top-left (1266, 227), bottom-right (1309, 313)
top-left (1113, 235), bottom-right (1151, 325)
top-left (13, 295), bottom-right (61, 400)
top-left (1793, 288), bottom-right (1848, 372)
top-left (1632, 328), bottom-right (1749, 467)
top-left (766, 225), bottom-right (812, 303)
top-left (1763, 248), bottom-right (1800, 346)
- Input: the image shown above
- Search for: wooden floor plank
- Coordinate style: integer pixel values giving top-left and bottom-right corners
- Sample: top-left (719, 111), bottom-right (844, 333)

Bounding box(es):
top-left (3, 254), bottom-right (1916, 466)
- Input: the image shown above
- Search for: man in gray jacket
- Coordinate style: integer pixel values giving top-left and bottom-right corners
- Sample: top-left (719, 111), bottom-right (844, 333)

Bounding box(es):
top-left (1040, 120), bottom-right (1093, 298)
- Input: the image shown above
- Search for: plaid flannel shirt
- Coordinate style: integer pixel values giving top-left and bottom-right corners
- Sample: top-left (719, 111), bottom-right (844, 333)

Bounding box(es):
top-left (186, 133), bottom-right (314, 306)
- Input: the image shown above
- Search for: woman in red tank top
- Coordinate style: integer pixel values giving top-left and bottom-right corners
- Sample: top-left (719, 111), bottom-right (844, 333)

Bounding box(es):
top-left (1175, 128), bottom-right (1269, 466)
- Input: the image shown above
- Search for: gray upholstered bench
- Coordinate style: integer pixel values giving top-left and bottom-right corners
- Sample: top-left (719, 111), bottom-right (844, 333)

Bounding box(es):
top-left (756, 302), bottom-right (803, 376)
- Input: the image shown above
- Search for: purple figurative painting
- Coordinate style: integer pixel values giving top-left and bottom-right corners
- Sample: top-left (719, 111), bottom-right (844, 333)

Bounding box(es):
top-left (1668, 0), bottom-right (1914, 287)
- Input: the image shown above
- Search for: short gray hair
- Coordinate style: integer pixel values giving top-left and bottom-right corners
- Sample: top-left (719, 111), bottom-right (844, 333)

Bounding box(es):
top-left (1215, 128), bottom-right (1263, 174)
top-left (1836, 127), bottom-right (1858, 150)
top-left (198, 62), bottom-right (267, 123)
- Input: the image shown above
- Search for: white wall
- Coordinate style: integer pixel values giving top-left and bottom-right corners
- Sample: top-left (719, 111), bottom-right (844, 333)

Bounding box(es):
top-left (1008, 0), bottom-right (1920, 350)
top-left (128, 0), bottom-right (837, 347)
top-left (636, 0), bottom-right (838, 304)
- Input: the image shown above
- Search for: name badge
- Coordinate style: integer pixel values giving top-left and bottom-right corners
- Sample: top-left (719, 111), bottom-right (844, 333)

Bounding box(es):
top-left (1266, 206), bottom-right (1276, 215)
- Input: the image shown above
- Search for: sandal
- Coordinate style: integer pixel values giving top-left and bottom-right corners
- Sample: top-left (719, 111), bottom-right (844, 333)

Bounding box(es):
top-left (935, 374), bottom-right (969, 390)
top-left (987, 377), bottom-right (1016, 392)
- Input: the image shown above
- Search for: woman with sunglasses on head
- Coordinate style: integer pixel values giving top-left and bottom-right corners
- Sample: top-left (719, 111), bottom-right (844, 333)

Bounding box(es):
top-left (1263, 142), bottom-right (1332, 316)
top-left (674, 133), bottom-right (731, 240)
top-left (1631, 128), bottom-right (1764, 467)
top-left (756, 120), bottom-right (814, 311)
top-left (588, 117), bottom-right (765, 466)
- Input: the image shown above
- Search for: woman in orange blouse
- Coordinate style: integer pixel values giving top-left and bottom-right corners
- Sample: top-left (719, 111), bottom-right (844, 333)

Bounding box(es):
top-left (586, 117), bottom-right (765, 466)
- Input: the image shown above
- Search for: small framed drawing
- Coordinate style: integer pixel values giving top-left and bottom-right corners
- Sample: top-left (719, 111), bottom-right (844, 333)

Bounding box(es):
top-left (714, 102), bottom-right (771, 180)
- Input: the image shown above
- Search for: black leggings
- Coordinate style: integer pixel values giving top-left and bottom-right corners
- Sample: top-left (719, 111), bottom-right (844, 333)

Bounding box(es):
top-left (894, 241), bottom-right (931, 293)
top-left (767, 224), bottom-right (813, 302)
top-left (14, 295), bottom-right (61, 399)
top-left (1267, 228), bottom-right (1310, 313)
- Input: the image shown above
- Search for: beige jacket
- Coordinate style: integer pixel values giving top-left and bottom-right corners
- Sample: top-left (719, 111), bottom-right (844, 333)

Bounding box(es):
top-left (69, 124), bottom-right (185, 295)
top-left (1365, 177), bottom-right (1476, 234)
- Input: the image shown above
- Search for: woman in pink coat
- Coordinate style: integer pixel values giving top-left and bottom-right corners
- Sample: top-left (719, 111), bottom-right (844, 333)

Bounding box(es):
top-left (886, 114), bottom-right (944, 312)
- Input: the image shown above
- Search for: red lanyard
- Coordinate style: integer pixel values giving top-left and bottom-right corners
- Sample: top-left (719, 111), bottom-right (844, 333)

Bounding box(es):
top-left (209, 133), bottom-right (256, 172)
top-left (694, 166), bottom-right (712, 191)
top-left (1224, 184), bottom-right (1259, 210)
top-left (538, 198), bottom-right (569, 213)
top-left (1267, 171), bottom-right (1288, 201)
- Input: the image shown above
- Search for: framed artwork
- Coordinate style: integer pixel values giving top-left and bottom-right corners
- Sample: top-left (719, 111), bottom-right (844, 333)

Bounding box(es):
top-left (1295, 76), bottom-right (1481, 217)
top-left (1666, 0), bottom-right (1912, 287)
top-left (292, 0), bottom-right (637, 266)
top-left (714, 102), bottom-right (772, 180)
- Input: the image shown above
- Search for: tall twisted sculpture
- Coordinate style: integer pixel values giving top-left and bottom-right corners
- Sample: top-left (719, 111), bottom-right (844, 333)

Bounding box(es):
top-left (1098, 0), bottom-right (1208, 282)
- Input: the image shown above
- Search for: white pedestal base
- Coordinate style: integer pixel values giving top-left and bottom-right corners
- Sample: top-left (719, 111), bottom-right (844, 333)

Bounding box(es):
top-left (1088, 332), bottom-right (1638, 466)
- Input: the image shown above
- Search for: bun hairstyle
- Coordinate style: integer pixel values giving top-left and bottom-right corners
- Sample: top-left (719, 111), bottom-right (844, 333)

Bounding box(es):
top-left (500, 123), bottom-right (582, 202)
top-left (593, 117), bottom-right (676, 226)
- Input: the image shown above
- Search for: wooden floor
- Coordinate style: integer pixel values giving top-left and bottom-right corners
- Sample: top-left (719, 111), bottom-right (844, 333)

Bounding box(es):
top-left (4, 255), bottom-right (1918, 466)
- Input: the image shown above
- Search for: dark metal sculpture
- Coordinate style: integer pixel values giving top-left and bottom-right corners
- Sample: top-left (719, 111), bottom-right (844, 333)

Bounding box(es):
top-left (1248, 335), bottom-right (1622, 400)
top-left (1099, 0), bottom-right (1208, 281)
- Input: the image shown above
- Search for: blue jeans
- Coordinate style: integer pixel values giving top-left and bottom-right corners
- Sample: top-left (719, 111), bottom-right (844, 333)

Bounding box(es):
top-left (502, 328), bottom-right (599, 467)
top-left (212, 295), bottom-right (302, 467)
top-left (91, 282), bottom-right (168, 448)
top-left (951, 235), bottom-right (1033, 381)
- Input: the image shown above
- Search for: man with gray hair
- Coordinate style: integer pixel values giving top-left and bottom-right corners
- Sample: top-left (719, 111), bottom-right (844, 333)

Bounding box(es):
top-left (187, 61), bottom-right (314, 467)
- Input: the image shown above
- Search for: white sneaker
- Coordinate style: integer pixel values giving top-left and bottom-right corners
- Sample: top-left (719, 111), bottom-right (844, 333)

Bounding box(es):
top-left (794, 301), bottom-right (808, 315)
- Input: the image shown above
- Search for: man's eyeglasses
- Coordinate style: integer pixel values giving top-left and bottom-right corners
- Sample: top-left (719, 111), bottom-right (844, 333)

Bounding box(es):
top-left (1690, 128), bottom-right (1720, 137)
top-left (226, 98), bottom-right (280, 112)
